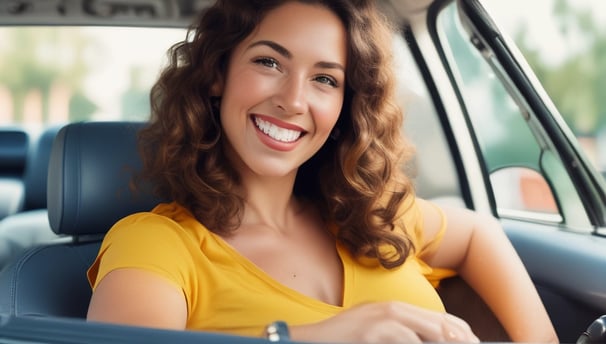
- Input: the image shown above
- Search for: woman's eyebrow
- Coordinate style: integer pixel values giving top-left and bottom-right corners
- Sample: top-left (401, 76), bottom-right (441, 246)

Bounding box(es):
top-left (315, 61), bottom-right (344, 72)
top-left (247, 39), bottom-right (345, 71)
top-left (247, 40), bottom-right (291, 58)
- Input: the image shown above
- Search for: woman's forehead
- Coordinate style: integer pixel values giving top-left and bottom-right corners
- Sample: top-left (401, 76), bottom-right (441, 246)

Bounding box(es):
top-left (241, 2), bottom-right (348, 64)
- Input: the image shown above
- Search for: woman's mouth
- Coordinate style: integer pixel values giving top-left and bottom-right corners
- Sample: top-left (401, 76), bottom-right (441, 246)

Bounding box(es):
top-left (253, 116), bottom-right (304, 143)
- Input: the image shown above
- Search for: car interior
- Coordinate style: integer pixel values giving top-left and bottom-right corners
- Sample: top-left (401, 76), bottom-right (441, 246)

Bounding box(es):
top-left (0, 128), bottom-right (29, 220)
top-left (0, 121), bottom-right (512, 342)
top-left (0, 121), bottom-right (158, 318)
top-left (0, 125), bottom-right (66, 271)
top-left (0, 0), bottom-right (605, 343)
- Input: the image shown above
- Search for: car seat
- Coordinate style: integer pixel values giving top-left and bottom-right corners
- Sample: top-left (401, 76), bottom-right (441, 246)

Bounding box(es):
top-left (23, 125), bottom-right (64, 212)
top-left (0, 125), bottom-right (65, 271)
top-left (0, 121), bottom-right (160, 318)
top-left (0, 128), bottom-right (29, 220)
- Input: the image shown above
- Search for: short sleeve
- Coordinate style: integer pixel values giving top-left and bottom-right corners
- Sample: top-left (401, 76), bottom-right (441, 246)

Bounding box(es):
top-left (87, 212), bottom-right (196, 294)
top-left (401, 197), bottom-right (457, 287)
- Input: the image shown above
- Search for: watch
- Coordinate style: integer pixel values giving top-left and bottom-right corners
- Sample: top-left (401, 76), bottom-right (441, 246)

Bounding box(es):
top-left (264, 321), bottom-right (290, 342)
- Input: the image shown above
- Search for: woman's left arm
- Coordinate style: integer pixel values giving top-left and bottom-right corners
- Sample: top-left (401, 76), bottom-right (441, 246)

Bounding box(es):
top-left (417, 198), bottom-right (559, 343)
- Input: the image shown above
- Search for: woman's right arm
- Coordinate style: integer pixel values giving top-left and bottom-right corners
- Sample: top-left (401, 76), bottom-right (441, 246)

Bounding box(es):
top-left (88, 269), bottom-right (477, 342)
top-left (289, 302), bottom-right (479, 343)
top-left (87, 268), bottom-right (188, 330)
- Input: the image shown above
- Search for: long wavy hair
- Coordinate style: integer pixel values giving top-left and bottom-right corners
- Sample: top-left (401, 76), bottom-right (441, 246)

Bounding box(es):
top-left (139, 0), bottom-right (416, 268)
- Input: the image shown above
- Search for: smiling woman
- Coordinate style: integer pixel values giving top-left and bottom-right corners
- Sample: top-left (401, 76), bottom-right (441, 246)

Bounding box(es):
top-left (81, 0), bottom-right (559, 343)
top-left (3, 1), bottom-right (606, 343)
top-left (219, 3), bottom-right (346, 177)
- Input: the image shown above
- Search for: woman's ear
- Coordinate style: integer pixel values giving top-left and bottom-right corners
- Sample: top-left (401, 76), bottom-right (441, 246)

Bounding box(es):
top-left (210, 75), bottom-right (224, 96)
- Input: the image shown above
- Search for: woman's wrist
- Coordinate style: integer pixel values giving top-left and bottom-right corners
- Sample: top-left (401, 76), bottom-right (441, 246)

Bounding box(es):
top-left (287, 322), bottom-right (323, 343)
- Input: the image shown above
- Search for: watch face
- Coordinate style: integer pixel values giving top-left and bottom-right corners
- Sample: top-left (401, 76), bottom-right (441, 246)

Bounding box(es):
top-left (266, 321), bottom-right (289, 342)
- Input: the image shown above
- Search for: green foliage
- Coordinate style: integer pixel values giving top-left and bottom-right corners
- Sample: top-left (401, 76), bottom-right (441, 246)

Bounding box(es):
top-left (0, 27), bottom-right (97, 123)
top-left (516, 0), bottom-right (606, 136)
top-left (69, 91), bottom-right (98, 122)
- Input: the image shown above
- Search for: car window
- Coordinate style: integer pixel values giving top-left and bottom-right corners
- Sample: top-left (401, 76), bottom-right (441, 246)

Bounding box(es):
top-left (435, 1), bottom-right (592, 228)
top-left (482, 0), bottom-right (606, 180)
top-left (393, 35), bottom-right (463, 203)
top-left (0, 26), bottom-right (185, 127)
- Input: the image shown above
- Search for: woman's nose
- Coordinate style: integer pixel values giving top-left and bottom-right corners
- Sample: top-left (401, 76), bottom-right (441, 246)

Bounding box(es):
top-left (273, 75), bottom-right (308, 115)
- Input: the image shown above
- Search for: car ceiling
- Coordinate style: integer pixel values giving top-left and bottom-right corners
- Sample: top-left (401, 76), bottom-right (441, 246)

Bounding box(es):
top-left (0, 0), bottom-right (435, 27)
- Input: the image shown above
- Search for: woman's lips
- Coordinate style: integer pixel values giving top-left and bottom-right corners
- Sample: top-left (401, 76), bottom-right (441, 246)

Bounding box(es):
top-left (252, 115), bottom-right (305, 143)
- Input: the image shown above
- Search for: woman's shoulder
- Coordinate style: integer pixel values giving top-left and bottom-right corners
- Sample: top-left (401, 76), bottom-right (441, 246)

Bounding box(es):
top-left (393, 193), bottom-right (422, 237)
top-left (88, 202), bottom-right (208, 292)
top-left (106, 201), bottom-right (212, 243)
top-left (394, 195), bottom-right (447, 255)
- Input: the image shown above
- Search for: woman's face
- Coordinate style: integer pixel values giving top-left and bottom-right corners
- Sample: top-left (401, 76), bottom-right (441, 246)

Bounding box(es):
top-left (219, 1), bottom-right (347, 179)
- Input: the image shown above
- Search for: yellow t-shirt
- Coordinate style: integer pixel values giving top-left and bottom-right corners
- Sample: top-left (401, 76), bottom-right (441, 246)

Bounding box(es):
top-left (87, 198), bottom-right (455, 337)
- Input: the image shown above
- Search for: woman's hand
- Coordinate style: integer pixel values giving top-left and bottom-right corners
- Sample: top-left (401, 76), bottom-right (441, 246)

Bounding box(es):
top-left (289, 301), bottom-right (480, 343)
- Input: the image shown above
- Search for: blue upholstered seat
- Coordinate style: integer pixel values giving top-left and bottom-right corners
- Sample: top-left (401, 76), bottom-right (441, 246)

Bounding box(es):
top-left (0, 121), bottom-right (159, 318)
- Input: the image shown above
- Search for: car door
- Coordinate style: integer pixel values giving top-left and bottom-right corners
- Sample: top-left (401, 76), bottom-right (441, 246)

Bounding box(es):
top-left (407, 0), bottom-right (606, 341)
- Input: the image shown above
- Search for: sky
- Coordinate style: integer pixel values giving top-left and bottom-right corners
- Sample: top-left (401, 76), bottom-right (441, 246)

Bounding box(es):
top-left (482, 0), bottom-right (606, 66)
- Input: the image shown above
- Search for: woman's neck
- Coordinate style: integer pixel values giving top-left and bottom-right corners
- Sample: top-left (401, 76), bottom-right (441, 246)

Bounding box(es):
top-left (237, 171), bottom-right (304, 235)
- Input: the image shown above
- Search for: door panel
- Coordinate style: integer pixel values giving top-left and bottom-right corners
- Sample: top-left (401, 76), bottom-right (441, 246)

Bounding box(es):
top-left (504, 220), bottom-right (606, 342)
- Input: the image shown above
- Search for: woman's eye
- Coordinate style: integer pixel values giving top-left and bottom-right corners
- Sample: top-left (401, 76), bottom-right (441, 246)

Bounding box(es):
top-left (315, 75), bottom-right (338, 88)
top-left (253, 57), bottom-right (280, 70)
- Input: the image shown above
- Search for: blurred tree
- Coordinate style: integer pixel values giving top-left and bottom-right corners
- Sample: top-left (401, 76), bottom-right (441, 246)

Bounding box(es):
top-left (120, 66), bottom-right (151, 120)
top-left (0, 28), bottom-right (97, 124)
top-left (69, 91), bottom-right (98, 122)
top-left (515, 0), bottom-right (606, 136)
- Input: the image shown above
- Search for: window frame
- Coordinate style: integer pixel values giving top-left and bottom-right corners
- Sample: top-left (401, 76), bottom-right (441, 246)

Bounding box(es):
top-left (418, 0), bottom-right (606, 234)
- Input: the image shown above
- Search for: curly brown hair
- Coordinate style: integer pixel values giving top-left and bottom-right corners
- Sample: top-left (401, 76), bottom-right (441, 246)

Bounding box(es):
top-left (139, 0), bottom-right (416, 268)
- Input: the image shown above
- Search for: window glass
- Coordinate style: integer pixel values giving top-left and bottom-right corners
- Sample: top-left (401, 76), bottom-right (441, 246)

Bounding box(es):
top-left (482, 0), bottom-right (606, 178)
top-left (392, 35), bottom-right (462, 202)
top-left (0, 27), bottom-right (185, 127)
top-left (0, 25), bottom-right (463, 203)
top-left (436, 2), bottom-right (590, 227)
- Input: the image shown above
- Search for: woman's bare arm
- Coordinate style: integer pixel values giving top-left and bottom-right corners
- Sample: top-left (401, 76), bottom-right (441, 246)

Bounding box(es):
top-left (87, 268), bottom-right (188, 330)
top-left (419, 199), bottom-right (558, 343)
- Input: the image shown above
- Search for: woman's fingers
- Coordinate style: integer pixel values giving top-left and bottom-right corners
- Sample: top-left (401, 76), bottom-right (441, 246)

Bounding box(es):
top-left (386, 302), bottom-right (479, 343)
top-left (364, 301), bottom-right (476, 342)
top-left (359, 319), bottom-right (423, 343)
top-left (292, 301), bottom-right (479, 343)
top-left (440, 312), bottom-right (480, 343)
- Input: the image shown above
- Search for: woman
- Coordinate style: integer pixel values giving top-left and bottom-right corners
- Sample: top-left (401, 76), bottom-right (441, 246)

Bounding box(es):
top-left (86, 0), bottom-right (558, 342)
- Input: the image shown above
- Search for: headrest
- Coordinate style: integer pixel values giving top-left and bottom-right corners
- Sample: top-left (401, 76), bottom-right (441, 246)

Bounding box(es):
top-left (47, 122), bottom-right (160, 236)
top-left (0, 128), bottom-right (29, 176)
top-left (23, 125), bottom-right (62, 210)
top-left (0, 178), bottom-right (24, 220)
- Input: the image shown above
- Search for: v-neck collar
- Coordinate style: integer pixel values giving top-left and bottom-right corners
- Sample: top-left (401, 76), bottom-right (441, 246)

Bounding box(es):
top-left (208, 228), bottom-right (352, 311)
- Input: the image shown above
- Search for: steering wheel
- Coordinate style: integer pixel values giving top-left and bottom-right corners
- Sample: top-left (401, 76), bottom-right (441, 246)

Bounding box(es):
top-left (577, 315), bottom-right (606, 344)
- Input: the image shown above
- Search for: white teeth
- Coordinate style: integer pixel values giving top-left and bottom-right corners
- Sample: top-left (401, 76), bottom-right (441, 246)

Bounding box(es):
top-left (254, 117), bottom-right (302, 143)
